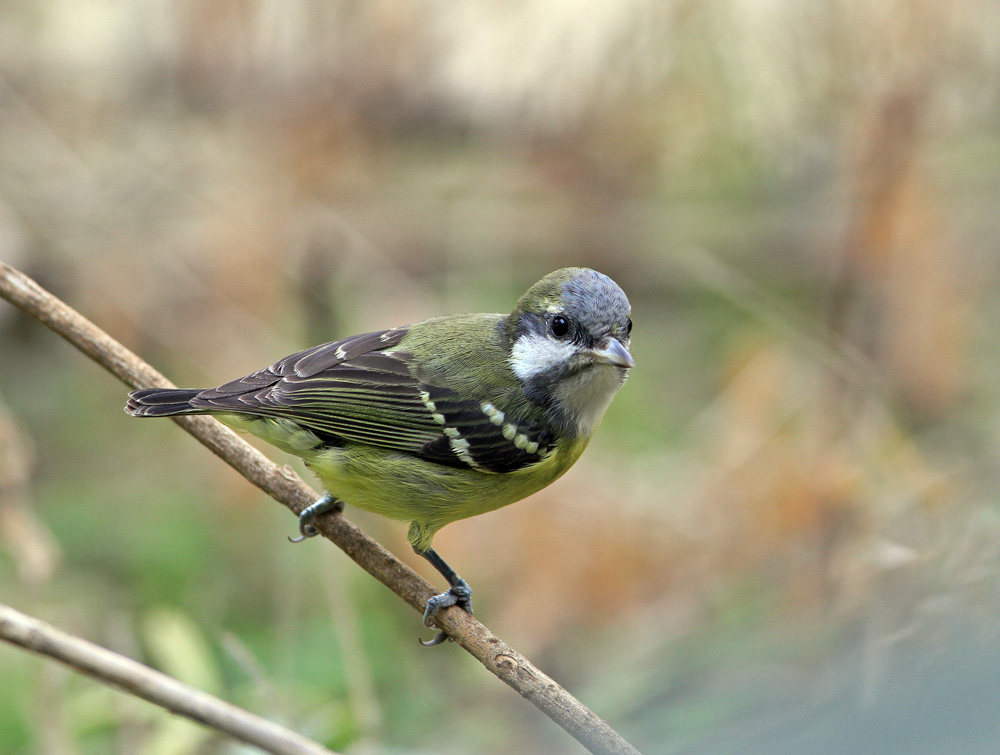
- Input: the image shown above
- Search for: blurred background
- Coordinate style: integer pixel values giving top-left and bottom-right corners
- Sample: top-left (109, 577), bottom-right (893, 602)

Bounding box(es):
top-left (2, 1), bottom-right (1000, 753)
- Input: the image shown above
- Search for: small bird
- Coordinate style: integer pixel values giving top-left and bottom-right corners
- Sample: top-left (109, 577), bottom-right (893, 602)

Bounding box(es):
top-left (126, 267), bottom-right (633, 644)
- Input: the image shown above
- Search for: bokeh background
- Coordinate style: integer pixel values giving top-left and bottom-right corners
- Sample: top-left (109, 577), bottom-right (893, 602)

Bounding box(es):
top-left (2, 1), bottom-right (1000, 753)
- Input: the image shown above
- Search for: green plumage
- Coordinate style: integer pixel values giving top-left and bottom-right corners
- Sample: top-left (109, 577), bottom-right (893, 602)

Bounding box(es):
top-left (208, 312), bottom-right (591, 550)
top-left (127, 267), bottom-right (633, 635)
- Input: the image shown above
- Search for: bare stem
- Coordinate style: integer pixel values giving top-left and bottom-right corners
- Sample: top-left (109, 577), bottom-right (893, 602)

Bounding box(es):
top-left (0, 603), bottom-right (337, 755)
top-left (0, 261), bottom-right (641, 755)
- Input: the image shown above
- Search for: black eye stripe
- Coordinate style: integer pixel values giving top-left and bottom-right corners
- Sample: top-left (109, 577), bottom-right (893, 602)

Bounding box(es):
top-left (626, 318), bottom-right (633, 335)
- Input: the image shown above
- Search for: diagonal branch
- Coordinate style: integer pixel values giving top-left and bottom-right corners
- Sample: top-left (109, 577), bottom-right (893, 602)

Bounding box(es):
top-left (0, 603), bottom-right (338, 755)
top-left (0, 262), bottom-right (641, 755)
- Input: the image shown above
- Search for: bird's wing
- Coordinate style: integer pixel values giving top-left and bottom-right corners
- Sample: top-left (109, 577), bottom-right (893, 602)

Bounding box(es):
top-left (190, 328), bottom-right (553, 473)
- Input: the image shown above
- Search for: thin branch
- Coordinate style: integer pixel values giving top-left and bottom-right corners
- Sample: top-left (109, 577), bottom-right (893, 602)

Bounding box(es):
top-left (0, 603), bottom-right (338, 755)
top-left (0, 261), bottom-right (642, 755)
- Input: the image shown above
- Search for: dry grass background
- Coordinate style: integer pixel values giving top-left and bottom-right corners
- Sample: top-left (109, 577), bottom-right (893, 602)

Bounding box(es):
top-left (2, 1), bottom-right (1000, 753)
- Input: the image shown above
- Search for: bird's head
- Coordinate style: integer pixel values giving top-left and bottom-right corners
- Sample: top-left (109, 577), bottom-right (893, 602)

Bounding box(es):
top-left (506, 268), bottom-right (633, 436)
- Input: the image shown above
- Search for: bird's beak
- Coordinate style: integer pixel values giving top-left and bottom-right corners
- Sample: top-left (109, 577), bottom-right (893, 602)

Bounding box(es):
top-left (590, 337), bottom-right (635, 368)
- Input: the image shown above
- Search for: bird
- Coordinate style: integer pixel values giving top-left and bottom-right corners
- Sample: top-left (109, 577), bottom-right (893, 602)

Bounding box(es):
top-left (126, 267), bottom-right (634, 645)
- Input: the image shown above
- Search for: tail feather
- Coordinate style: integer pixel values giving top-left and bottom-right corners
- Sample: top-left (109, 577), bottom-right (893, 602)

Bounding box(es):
top-left (126, 388), bottom-right (205, 417)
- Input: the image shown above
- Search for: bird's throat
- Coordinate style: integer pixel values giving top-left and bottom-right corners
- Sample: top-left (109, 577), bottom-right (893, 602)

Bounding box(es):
top-left (549, 364), bottom-right (627, 437)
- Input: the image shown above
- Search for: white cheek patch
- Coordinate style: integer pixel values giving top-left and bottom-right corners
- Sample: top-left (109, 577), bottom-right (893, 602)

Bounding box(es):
top-left (510, 333), bottom-right (576, 382)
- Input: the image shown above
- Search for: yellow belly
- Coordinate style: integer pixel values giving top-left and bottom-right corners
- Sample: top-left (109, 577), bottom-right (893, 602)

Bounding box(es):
top-left (303, 436), bottom-right (589, 550)
top-left (216, 411), bottom-right (590, 551)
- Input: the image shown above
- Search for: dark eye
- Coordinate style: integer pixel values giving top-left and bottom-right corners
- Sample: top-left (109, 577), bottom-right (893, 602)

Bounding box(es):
top-left (550, 315), bottom-right (570, 338)
top-left (626, 318), bottom-right (633, 336)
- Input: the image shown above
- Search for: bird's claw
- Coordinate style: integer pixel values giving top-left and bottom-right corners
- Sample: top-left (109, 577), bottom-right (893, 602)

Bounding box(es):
top-left (287, 521), bottom-right (319, 543)
top-left (420, 631), bottom-right (450, 647)
top-left (422, 580), bottom-right (473, 626)
top-left (419, 580), bottom-right (473, 646)
top-left (288, 494), bottom-right (342, 543)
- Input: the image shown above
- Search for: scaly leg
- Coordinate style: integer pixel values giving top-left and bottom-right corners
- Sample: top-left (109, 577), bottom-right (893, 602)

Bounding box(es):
top-left (416, 546), bottom-right (473, 647)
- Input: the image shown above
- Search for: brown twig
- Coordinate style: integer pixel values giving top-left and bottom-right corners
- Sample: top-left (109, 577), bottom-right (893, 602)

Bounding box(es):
top-left (0, 603), bottom-right (338, 755)
top-left (0, 261), bottom-right (642, 755)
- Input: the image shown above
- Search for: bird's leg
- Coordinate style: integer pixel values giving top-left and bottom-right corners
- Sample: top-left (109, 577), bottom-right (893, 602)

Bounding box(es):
top-left (288, 492), bottom-right (344, 542)
top-left (416, 546), bottom-right (473, 647)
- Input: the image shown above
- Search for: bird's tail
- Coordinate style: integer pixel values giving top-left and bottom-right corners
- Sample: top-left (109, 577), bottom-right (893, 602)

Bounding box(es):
top-left (126, 388), bottom-right (206, 417)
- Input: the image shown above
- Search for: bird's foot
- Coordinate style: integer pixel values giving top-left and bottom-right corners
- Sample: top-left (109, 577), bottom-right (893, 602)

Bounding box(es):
top-left (420, 579), bottom-right (473, 647)
top-left (288, 493), bottom-right (343, 543)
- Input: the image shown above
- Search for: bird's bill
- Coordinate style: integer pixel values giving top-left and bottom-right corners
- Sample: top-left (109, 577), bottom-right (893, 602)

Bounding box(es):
top-left (589, 337), bottom-right (635, 368)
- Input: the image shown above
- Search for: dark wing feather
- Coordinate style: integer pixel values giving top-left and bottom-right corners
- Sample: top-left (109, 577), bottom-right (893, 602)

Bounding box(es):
top-left (191, 328), bottom-right (445, 454)
top-left (190, 327), bottom-right (553, 473)
top-left (420, 387), bottom-right (555, 473)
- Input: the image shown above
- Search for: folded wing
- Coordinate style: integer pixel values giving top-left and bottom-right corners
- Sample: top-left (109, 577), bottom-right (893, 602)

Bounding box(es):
top-left (190, 328), bottom-right (553, 473)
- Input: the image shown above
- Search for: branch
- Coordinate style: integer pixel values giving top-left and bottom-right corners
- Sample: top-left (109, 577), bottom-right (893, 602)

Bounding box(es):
top-left (0, 602), bottom-right (337, 755)
top-left (0, 261), bottom-right (641, 755)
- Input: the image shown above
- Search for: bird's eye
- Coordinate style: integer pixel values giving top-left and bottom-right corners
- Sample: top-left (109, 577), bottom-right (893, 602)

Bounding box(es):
top-left (550, 315), bottom-right (570, 338)
top-left (626, 318), bottom-right (633, 336)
